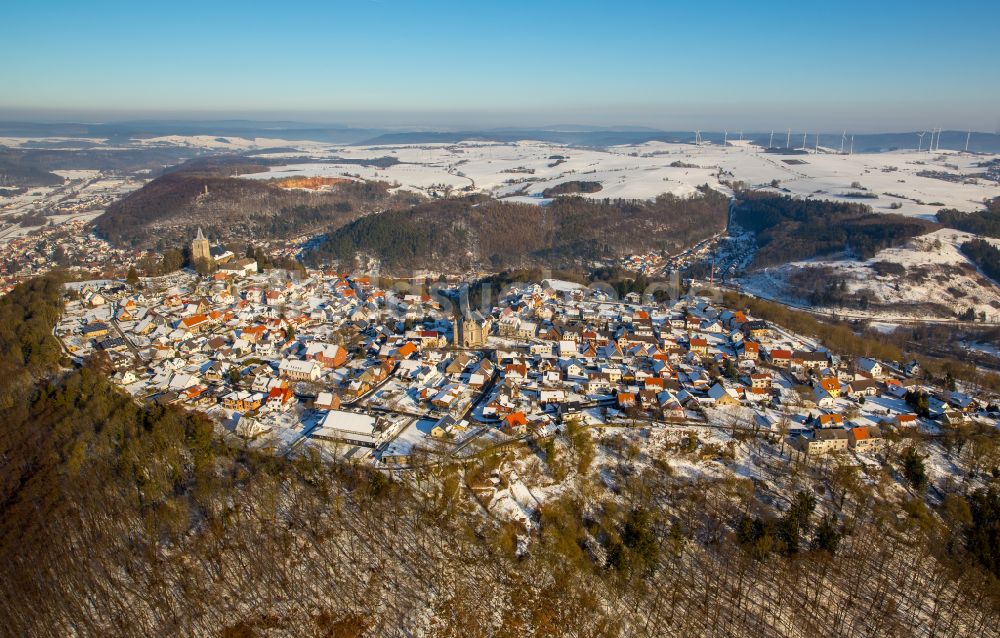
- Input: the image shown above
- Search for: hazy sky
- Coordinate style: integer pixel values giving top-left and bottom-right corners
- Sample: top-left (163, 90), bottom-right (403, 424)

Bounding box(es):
top-left (3, 0), bottom-right (998, 131)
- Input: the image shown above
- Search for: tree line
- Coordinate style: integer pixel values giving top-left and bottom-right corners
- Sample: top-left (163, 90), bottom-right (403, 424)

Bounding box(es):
top-left (937, 197), bottom-right (1000, 238)
top-left (962, 238), bottom-right (1000, 284)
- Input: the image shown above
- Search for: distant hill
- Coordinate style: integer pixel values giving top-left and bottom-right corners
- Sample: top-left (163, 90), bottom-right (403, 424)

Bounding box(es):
top-left (0, 120), bottom-right (386, 145)
top-left (356, 129), bottom-right (1000, 152)
top-left (306, 188), bottom-right (729, 273)
top-left (0, 152), bottom-right (64, 188)
top-left (96, 171), bottom-right (420, 248)
top-left (5, 120), bottom-right (1000, 152)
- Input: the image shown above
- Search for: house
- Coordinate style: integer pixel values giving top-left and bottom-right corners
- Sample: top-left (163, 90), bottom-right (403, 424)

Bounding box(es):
top-left (516, 322), bottom-right (537, 339)
top-left (394, 341), bottom-right (419, 359)
top-left (99, 336), bottom-right (127, 351)
top-left (848, 426), bottom-right (882, 451)
top-left (846, 378), bottom-right (880, 399)
top-left (445, 353), bottom-right (475, 377)
top-left (467, 360), bottom-right (494, 387)
top-left (813, 385), bottom-right (837, 408)
top-left (816, 413), bottom-right (845, 429)
top-left (658, 394), bottom-right (686, 421)
top-left (180, 314), bottom-right (210, 333)
top-left (794, 350), bottom-right (829, 369)
top-left (741, 320), bottom-right (769, 338)
top-left (799, 428), bottom-right (849, 455)
top-left (559, 340), bottom-right (578, 357)
top-left (418, 330), bottom-right (447, 348)
top-left (769, 349), bottom-right (792, 367)
top-left (82, 322), bottom-right (110, 339)
top-left (223, 390), bottom-right (264, 412)
top-left (113, 370), bottom-right (138, 385)
top-left (689, 338), bottom-right (709, 356)
top-left (617, 392), bottom-right (637, 409)
top-left (278, 358), bottom-right (322, 381)
top-left (586, 374), bottom-right (613, 395)
top-left (265, 386), bottom-right (295, 411)
top-left (501, 412), bottom-right (529, 436)
top-left (538, 387), bottom-right (566, 404)
top-left (707, 383), bottom-right (741, 407)
top-left (305, 342), bottom-right (348, 368)
top-left (315, 391), bottom-right (341, 411)
top-left (856, 357), bottom-right (884, 378)
top-left (503, 363), bottom-right (529, 384)
top-left (219, 257), bottom-right (258, 276)
top-left (818, 376), bottom-right (841, 398)
top-left (946, 391), bottom-right (977, 412)
top-left (430, 384), bottom-right (464, 410)
top-left (315, 410), bottom-right (380, 447)
top-left (484, 391), bottom-right (519, 417)
top-left (940, 410), bottom-right (969, 427)
top-left (739, 341), bottom-right (760, 361)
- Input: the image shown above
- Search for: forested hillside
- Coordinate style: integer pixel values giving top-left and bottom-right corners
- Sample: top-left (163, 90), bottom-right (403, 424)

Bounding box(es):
top-left (734, 192), bottom-right (938, 267)
top-left (0, 151), bottom-right (66, 187)
top-left (308, 188), bottom-right (729, 272)
top-left (938, 197), bottom-right (1000, 238)
top-left (1, 276), bottom-right (999, 637)
top-left (96, 172), bottom-right (421, 248)
top-left (962, 238), bottom-right (1000, 283)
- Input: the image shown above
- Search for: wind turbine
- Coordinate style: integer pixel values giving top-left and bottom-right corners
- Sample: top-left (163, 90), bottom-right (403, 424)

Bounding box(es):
top-left (917, 131), bottom-right (925, 152)
top-left (802, 132), bottom-right (807, 150)
top-left (786, 128), bottom-right (791, 148)
top-left (840, 131), bottom-right (846, 154)
top-left (724, 130), bottom-right (728, 145)
top-left (849, 135), bottom-right (854, 155)
top-left (694, 130), bottom-right (702, 145)
top-left (815, 133), bottom-right (820, 152)
top-left (739, 130), bottom-right (744, 142)
top-left (965, 129), bottom-right (971, 152)
top-left (769, 130), bottom-right (775, 148)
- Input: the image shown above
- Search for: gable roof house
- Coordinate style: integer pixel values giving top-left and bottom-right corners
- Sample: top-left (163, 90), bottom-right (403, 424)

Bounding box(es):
top-left (278, 358), bottom-right (321, 382)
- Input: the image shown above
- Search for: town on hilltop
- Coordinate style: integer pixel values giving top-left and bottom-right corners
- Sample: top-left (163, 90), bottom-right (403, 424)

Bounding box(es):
top-left (49, 228), bottom-right (999, 530)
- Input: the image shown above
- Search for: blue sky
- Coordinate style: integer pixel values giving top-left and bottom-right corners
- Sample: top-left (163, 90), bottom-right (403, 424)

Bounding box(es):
top-left (2, 0), bottom-right (998, 131)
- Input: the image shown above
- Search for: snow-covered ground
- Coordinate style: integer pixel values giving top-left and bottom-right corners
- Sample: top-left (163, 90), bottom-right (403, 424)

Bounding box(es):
top-left (235, 140), bottom-right (1000, 215)
top-left (738, 229), bottom-right (1000, 320)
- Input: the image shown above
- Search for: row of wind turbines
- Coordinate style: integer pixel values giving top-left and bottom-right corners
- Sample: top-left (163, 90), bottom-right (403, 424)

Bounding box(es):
top-left (691, 128), bottom-right (977, 153)
top-left (917, 129), bottom-right (975, 152)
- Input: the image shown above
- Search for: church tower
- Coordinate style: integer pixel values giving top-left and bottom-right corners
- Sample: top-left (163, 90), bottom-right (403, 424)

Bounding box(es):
top-left (191, 227), bottom-right (211, 263)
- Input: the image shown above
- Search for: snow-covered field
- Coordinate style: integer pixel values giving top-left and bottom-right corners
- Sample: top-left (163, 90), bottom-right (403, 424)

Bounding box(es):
top-left (4, 133), bottom-right (996, 216)
top-left (234, 139), bottom-right (1000, 216)
top-left (131, 134), bottom-right (330, 151)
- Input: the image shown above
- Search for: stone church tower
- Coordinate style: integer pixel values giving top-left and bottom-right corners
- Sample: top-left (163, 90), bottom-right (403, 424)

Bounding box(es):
top-left (191, 227), bottom-right (211, 263)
